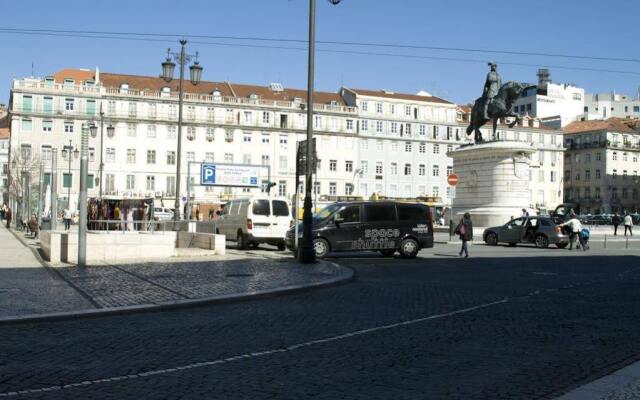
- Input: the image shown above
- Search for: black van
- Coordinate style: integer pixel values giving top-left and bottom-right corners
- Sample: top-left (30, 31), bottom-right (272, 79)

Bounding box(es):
top-left (285, 201), bottom-right (434, 258)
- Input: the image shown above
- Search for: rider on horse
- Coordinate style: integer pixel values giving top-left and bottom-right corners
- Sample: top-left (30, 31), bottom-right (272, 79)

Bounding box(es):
top-left (482, 62), bottom-right (502, 119)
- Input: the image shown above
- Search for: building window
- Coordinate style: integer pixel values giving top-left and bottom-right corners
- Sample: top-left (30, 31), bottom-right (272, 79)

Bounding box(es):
top-left (432, 165), bottom-right (440, 177)
top-left (262, 112), bottom-right (270, 124)
top-left (391, 142), bottom-right (398, 152)
top-left (126, 149), bottom-right (136, 164)
top-left (106, 148), bottom-right (115, 163)
top-left (345, 183), bottom-right (354, 195)
top-left (419, 124), bottom-right (426, 136)
top-left (595, 152), bottom-right (601, 161)
top-left (65, 98), bottom-right (74, 111)
top-left (375, 162), bottom-right (383, 175)
top-left (376, 140), bottom-right (384, 151)
top-left (260, 154), bottom-right (270, 166)
top-left (168, 105), bottom-right (177, 119)
top-left (279, 135), bottom-right (288, 148)
top-left (126, 124), bottom-right (136, 137)
top-left (147, 125), bottom-right (157, 138)
top-left (360, 160), bottom-right (368, 174)
top-left (361, 101), bottom-right (368, 112)
top-left (360, 139), bottom-right (369, 149)
top-left (612, 152), bottom-right (618, 161)
top-left (186, 126), bottom-right (196, 141)
top-left (146, 150), bottom-right (156, 164)
top-left (433, 144), bottom-right (440, 154)
top-left (419, 143), bottom-right (426, 153)
top-left (243, 132), bottom-right (252, 143)
top-left (404, 163), bottom-right (412, 175)
top-left (447, 166), bottom-right (453, 176)
top-left (187, 152), bottom-right (195, 162)
top-left (166, 176), bottom-right (176, 196)
top-left (278, 180), bottom-right (287, 196)
top-left (278, 156), bottom-right (287, 170)
top-left (595, 169), bottom-right (601, 179)
top-left (21, 119), bottom-right (32, 132)
top-left (42, 120), bottom-right (53, 132)
top-left (126, 175), bottom-right (136, 190)
top-left (146, 175), bottom-right (155, 191)
top-left (390, 162), bottom-right (398, 175)
top-left (329, 182), bottom-right (337, 196)
top-left (360, 120), bottom-right (368, 132)
top-left (432, 186), bottom-right (440, 197)
top-left (329, 160), bottom-right (337, 171)
top-left (405, 142), bottom-right (412, 152)
top-left (63, 173), bottom-right (72, 188)
top-left (225, 130), bottom-right (234, 143)
top-left (313, 182), bottom-right (321, 195)
top-left (345, 160), bottom-right (353, 172)
top-left (224, 153), bottom-right (233, 163)
top-left (165, 151), bottom-right (176, 165)
top-left (390, 122), bottom-right (398, 134)
top-left (64, 121), bottom-right (74, 133)
top-left (585, 170), bottom-right (590, 180)
top-left (346, 119), bottom-right (354, 131)
top-left (41, 145), bottom-right (52, 161)
top-left (376, 121), bottom-right (383, 133)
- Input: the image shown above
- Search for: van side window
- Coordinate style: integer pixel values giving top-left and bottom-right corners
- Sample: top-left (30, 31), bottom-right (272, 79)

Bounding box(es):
top-left (336, 205), bottom-right (360, 223)
top-left (272, 200), bottom-right (289, 217)
top-left (397, 204), bottom-right (427, 221)
top-left (364, 204), bottom-right (396, 222)
top-left (253, 200), bottom-right (270, 216)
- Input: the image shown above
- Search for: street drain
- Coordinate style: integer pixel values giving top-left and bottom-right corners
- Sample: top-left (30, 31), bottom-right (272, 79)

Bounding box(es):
top-left (225, 273), bottom-right (254, 277)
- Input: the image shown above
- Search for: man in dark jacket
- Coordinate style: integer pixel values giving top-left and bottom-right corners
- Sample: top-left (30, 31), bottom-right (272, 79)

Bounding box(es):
top-left (5, 207), bottom-right (11, 229)
top-left (612, 213), bottom-right (622, 235)
top-left (455, 212), bottom-right (473, 258)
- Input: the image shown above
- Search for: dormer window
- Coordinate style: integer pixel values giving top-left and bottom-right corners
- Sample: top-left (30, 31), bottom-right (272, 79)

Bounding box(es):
top-left (212, 89), bottom-right (222, 99)
top-left (161, 87), bottom-right (171, 95)
top-left (329, 100), bottom-right (339, 106)
top-left (293, 97), bottom-right (302, 103)
top-left (120, 83), bottom-right (129, 93)
top-left (63, 78), bottom-right (74, 88)
top-left (84, 80), bottom-right (95, 87)
top-left (44, 76), bottom-right (55, 87)
top-left (249, 93), bottom-right (258, 100)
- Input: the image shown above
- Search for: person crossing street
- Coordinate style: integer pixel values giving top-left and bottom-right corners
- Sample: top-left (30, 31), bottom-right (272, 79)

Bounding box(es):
top-left (623, 213), bottom-right (633, 236)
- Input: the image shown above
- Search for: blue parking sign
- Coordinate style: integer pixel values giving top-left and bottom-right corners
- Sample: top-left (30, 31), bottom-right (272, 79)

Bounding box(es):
top-left (201, 164), bottom-right (216, 185)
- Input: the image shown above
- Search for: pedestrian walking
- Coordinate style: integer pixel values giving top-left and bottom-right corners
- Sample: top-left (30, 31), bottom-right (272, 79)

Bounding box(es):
top-left (454, 212), bottom-right (473, 258)
top-left (5, 207), bottom-right (11, 229)
top-left (560, 213), bottom-right (586, 251)
top-left (63, 207), bottom-right (72, 230)
top-left (521, 208), bottom-right (529, 217)
top-left (623, 213), bottom-right (633, 236)
top-left (612, 212), bottom-right (622, 235)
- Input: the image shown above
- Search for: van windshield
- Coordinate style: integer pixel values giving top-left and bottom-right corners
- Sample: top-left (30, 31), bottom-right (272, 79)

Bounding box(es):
top-left (313, 203), bottom-right (342, 222)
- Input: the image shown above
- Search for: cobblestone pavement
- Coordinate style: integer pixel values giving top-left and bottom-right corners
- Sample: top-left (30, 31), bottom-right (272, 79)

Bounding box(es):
top-left (1, 244), bottom-right (640, 399)
top-left (0, 224), bottom-right (92, 318)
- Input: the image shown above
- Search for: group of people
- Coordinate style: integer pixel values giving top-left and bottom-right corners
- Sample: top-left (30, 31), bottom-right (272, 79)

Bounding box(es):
top-left (611, 212), bottom-right (634, 236)
top-left (87, 199), bottom-right (151, 232)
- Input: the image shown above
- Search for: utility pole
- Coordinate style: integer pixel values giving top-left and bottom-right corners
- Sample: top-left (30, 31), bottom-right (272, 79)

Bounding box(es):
top-left (51, 148), bottom-right (58, 230)
top-left (78, 124), bottom-right (89, 267)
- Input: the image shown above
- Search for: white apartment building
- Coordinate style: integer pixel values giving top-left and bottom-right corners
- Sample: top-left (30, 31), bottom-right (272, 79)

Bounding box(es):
top-left (584, 92), bottom-right (640, 120)
top-left (340, 88), bottom-right (464, 202)
top-left (0, 127), bottom-right (8, 205)
top-left (563, 118), bottom-right (640, 214)
top-left (512, 69), bottom-right (585, 128)
top-left (7, 68), bottom-right (566, 214)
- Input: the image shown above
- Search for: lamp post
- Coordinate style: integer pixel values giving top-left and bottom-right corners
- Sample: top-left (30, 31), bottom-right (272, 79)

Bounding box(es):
top-left (160, 40), bottom-right (203, 223)
top-left (91, 104), bottom-right (114, 199)
top-left (51, 148), bottom-right (58, 230)
top-left (78, 123), bottom-right (90, 267)
top-left (299, 0), bottom-right (342, 263)
top-left (61, 140), bottom-right (79, 211)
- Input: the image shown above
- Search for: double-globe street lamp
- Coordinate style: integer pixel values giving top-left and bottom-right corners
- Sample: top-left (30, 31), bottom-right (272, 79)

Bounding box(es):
top-left (299, 0), bottom-right (342, 263)
top-left (160, 40), bottom-right (203, 223)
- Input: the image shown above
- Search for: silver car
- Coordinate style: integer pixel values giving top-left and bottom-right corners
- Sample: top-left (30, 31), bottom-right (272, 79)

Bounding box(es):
top-left (483, 216), bottom-right (570, 248)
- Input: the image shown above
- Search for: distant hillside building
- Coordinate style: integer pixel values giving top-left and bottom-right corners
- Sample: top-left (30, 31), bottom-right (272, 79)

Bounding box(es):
top-left (584, 92), bottom-right (640, 120)
top-left (512, 69), bottom-right (585, 128)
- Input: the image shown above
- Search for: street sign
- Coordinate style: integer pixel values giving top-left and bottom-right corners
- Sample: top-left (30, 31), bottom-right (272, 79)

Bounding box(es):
top-left (200, 163), bottom-right (260, 187)
top-left (447, 173), bottom-right (459, 186)
top-left (296, 138), bottom-right (318, 172)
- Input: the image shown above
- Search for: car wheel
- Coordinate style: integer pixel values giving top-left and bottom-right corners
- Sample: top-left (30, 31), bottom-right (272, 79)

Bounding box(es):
top-left (535, 234), bottom-right (549, 248)
top-left (399, 238), bottom-right (419, 259)
top-left (556, 242), bottom-right (568, 249)
top-left (379, 249), bottom-right (395, 257)
top-left (237, 231), bottom-right (248, 250)
top-left (249, 242), bottom-right (259, 249)
top-left (485, 232), bottom-right (498, 246)
top-left (277, 243), bottom-right (286, 251)
top-left (313, 238), bottom-right (330, 259)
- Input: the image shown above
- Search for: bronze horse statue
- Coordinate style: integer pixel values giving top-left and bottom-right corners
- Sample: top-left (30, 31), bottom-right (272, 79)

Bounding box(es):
top-left (466, 81), bottom-right (528, 143)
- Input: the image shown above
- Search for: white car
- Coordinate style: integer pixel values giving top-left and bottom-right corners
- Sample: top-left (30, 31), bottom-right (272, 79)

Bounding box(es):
top-left (153, 207), bottom-right (174, 221)
top-left (216, 196), bottom-right (291, 250)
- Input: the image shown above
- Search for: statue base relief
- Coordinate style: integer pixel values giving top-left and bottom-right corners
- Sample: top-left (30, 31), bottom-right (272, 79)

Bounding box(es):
top-left (448, 141), bottom-right (536, 228)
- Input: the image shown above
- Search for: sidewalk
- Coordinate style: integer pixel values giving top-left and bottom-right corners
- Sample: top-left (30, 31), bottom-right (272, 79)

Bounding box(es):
top-left (0, 223), bottom-right (353, 323)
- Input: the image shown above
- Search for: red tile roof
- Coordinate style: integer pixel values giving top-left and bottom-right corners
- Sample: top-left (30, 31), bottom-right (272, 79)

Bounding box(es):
top-left (52, 68), bottom-right (96, 84)
top-left (347, 88), bottom-right (453, 105)
top-left (564, 118), bottom-right (637, 134)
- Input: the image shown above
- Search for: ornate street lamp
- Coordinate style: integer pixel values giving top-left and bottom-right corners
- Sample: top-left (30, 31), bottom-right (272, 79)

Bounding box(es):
top-left (160, 40), bottom-right (203, 222)
top-left (89, 123), bottom-right (98, 139)
top-left (106, 124), bottom-right (115, 138)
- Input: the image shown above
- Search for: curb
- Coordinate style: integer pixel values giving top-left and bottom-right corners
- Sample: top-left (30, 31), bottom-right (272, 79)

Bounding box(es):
top-left (0, 260), bottom-right (355, 326)
top-left (554, 358), bottom-right (640, 399)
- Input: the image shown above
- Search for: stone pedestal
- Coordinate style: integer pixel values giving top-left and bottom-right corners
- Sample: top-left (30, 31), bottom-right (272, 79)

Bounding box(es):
top-left (448, 141), bottom-right (535, 227)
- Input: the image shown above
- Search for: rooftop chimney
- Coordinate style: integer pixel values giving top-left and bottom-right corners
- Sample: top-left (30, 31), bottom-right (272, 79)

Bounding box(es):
top-left (537, 69), bottom-right (551, 87)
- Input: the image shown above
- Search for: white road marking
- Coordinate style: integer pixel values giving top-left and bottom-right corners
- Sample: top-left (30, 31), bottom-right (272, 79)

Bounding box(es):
top-left (0, 298), bottom-right (509, 397)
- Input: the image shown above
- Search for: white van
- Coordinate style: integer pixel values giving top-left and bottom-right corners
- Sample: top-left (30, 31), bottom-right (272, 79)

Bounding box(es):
top-left (216, 196), bottom-right (292, 250)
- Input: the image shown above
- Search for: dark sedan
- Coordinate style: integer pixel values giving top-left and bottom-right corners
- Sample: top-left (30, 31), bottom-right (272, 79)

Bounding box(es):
top-left (483, 216), bottom-right (570, 248)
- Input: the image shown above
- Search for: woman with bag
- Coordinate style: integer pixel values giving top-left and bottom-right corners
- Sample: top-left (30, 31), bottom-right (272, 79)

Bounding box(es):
top-left (455, 212), bottom-right (473, 258)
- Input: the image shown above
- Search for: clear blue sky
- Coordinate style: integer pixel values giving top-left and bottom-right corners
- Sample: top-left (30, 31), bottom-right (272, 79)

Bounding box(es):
top-left (1, 0), bottom-right (638, 105)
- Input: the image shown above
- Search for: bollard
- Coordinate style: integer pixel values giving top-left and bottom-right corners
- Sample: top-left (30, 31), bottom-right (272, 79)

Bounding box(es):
top-left (626, 237), bottom-right (629, 249)
top-left (604, 234), bottom-right (607, 249)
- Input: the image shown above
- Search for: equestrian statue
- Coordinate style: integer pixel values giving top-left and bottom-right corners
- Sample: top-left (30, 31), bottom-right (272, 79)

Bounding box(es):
top-left (466, 62), bottom-right (528, 143)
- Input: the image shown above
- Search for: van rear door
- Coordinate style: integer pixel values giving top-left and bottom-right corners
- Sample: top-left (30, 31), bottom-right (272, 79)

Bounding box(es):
top-left (250, 199), bottom-right (271, 237)
top-left (361, 203), bottom-right (399, 251)
top-left (271, 200), bottom-right (291, 239)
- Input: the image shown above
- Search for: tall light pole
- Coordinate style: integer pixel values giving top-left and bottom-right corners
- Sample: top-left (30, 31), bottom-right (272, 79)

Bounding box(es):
top-left (92, 104), bottom-right (114, 199)
top-left (62, 140), bottom-right (79, 211)
top-left (50, 148), bottom-right (58, 230)
top-left (299, 0), bottom-right (342, 263)
top-left (161, 40), bottom-right (203, 223)
top-left (78, 123), bottom-right (90, 267)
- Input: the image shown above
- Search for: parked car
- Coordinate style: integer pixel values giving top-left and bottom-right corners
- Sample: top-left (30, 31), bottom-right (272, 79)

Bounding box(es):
top-left (483, 216), bottom-right (569, 248)
top-left (588, 214), bottom-right (613, 225)
top-left (153, 207), bottom-right (174, 221)
top-left (285, 201), bottom-right (434, 259)
top-left (216, 196), bottom-right (291, 250)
